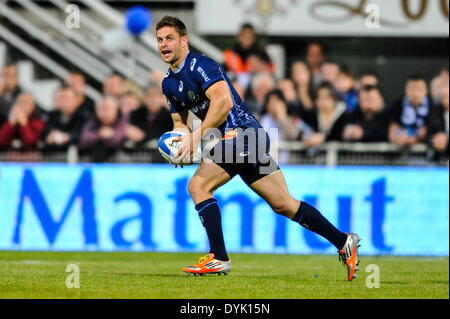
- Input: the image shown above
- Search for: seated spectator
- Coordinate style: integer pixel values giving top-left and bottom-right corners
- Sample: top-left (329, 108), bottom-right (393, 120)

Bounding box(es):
top-left (246, 72), bottom-right (275, 116)
top-left (120, 90), bottom-right (143, 121)
top-left (148, 70), bottom-right (166, 89)
top-left (79, 97), bottom-right (127, 162)
top-left (430, 66), bottom-right (449, 105)
top-left (66, 72), bottom-right (95, 118)
top-left (231, 79), bottom-right (246, 102)
top-left (0, 64), bottom-right (22, 120)
top-left (42, 87), bottom-right (87, 150)
top-left (261, 89), bottom-right (301, 164)
top-left (357, 73), bottom-right (379, 91)
top-left (278, 78), bottom-right (302, 116)
top-left (389, 76), bottom-right (431, 146)
top-left (128, 85), bottom-right (173, 143)
top-left (103, 74), bottom-right (124, 103)
top-left (343, 86), bottom-right (389, 142)
top-left (301, 82), bottom-right (348, 148)
top-left (337, 68), bottom-right (359, 112)
top-left (247, 50), bottom-right (274, 75)
top-left (290, 61), bottom-right (314, 111)
top-left (427, 86), bottom-right (449, 159)
top-left (305, 42), bottom-right (326, 90)
top-left (0, 93), bottom-right (44, 149)
top-left (321, 60), bottom-right (341, 90)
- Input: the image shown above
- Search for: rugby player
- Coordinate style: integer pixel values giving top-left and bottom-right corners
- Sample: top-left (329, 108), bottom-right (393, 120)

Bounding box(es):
top-left (156, 16), bottom-right (361, 281)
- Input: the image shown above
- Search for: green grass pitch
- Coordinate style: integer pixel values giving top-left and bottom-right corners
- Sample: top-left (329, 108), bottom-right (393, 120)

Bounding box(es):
top-left (0, 251), bottom-right (448, 299)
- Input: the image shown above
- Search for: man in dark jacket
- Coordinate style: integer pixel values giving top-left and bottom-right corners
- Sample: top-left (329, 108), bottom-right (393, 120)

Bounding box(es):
top-left (42, 87), bottom-right (87, 150)
top-left (343, 86), bottom-right (389, 142)
top-left (128, 85), bottom-right (173, 143)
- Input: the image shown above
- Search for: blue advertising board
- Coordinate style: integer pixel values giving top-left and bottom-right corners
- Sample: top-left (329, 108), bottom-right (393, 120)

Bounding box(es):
top-left (0, 163), bottom-right (448, 255)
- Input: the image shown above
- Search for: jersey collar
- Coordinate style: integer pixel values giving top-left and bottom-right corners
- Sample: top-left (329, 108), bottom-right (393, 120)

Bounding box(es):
top-left (171, 51), bottom-right (190, 74)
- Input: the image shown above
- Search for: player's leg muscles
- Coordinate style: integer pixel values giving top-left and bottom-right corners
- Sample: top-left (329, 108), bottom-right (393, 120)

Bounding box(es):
top-left (248, 170), bottom-right (300, 219)
top-left (188, 160), bottom-right (232, 261)
top-left (188, 160), bottom-right (231, 204)
top-left (250, 169), bottom-right (347, 249)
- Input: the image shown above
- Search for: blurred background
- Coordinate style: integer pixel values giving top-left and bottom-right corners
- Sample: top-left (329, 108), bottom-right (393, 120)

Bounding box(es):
top-left (0, 0), bottom-right (448, 256)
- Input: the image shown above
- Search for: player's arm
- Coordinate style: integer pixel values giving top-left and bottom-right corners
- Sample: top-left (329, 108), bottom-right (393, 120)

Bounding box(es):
top-left (171, 109), bottom-right (191, 135)
top-left (176, 81), bottom-right (232, 162)
top-left (196, 80), bottom-right (233, 139)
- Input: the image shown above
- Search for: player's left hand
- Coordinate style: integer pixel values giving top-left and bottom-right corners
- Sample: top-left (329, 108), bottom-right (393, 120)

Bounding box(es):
top-left (173, 132), bottom-right (200, 164)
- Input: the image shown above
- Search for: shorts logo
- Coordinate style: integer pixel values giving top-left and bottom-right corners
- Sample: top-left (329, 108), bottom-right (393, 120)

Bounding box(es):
top-left (239, 151), bottom-right (249, 157)
top-left (223, 129), bottom-right (238, 140)
top-left (179, 81), bottom-right (184, 92)
top-left (190, 58), bottom-right (197, 71)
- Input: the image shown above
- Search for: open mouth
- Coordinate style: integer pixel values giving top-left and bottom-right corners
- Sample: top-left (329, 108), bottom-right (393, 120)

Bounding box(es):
top-left (161, 49), bottom-right (172, 58)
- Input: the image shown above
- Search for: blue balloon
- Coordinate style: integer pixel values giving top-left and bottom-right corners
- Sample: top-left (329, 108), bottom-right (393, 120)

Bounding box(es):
top-left (126, 6), bottom-right (152, 35)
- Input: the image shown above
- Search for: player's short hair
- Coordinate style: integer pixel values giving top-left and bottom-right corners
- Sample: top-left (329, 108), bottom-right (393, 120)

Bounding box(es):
top-left (156, 15), bottom-right (188, 37)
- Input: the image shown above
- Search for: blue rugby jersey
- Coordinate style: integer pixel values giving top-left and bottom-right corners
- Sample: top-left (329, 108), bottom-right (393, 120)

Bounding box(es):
top-left (161, 51), bottom-right (261, 134)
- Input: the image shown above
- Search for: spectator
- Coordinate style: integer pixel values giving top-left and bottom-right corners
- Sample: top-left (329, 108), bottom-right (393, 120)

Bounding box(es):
top-left (149, 70), bottom-right (166, 89)
top-left (231, 79), bottom-right (246, 102)
top-left (128, 85), bottom-right (173, 143)
top-left (0, 93), bottom-right (44, 149)
top-left (278, 78), bottom-right (302, 116)
top-left (343, 86), bottom-right (389, 142)
top-left (389, 76), bottom-right (431, 146)
top-left (0, 65), bottom-right (22, 120)
top-left (79, 97), bottom-right (127, 162)
top-left (357, 73), bottom-right (379, 91)
top-left (246, 72), bottom-right (275, 116)
top-left (42, 87), bottom-right (87, 150)
top-left (66, 72), bottom-right (95, 118)
top-left (224, 23), bottom-right (270, 75)
top-left (120, 90), bottom-right (143, 121)
top-left (427, 86), bottom-right (449, 159)
top-left (247, 50), bottom-right (274, 75)
top-left (103, 74), bottom-right (124, 103)
top-left (301, 82), bottom-right (348, 148)
top-left (321, 60), bottom-right (341, 90)
top-left (290, 61), bottom-right (314, 111)
top-left (430, 66), bottom-right (449, 105)
top-left (260, 89), bottom-right (298, 164)
top-left (337, 68), bottom-right (359, 112)
top-left (0, 76), bottom-right (5, 123)
top-left (305, 42), bottom-right (325, 90)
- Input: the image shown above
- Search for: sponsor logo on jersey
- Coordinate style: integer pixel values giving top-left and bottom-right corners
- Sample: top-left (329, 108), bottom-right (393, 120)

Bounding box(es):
top-left (190, 58), bottom-right (197, 71)
top-left (179, 81), bottom-right (184, 92)
top-left (197, 67), bottom-right (210, 82)
top-left (188, 90), bottom-right (199, 103)
top-left (191, 101), bottom-right (209, 114)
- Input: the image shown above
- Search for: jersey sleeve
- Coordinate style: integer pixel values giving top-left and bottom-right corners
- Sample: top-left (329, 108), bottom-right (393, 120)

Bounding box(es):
top-left (162, 79), bottom-right (181, 114)
top-left (192, 55), bottom-right (225, 92)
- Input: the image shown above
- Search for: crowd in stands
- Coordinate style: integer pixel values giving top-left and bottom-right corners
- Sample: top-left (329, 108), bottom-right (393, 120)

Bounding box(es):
top-left (0, 22), bottom-right (448, 163)
top-left (224, 23), bottom-right (449, 163)
top-left (0, 65), bottom-right (173, 161)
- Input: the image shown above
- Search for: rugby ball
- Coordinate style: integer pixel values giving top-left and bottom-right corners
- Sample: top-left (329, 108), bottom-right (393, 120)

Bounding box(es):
top-left (158, 131), bottom-right (202, 165)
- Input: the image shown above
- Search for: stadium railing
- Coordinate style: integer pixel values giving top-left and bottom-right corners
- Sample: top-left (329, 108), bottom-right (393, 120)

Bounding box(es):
top-left (1, 139), bottom-right (448, 167)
